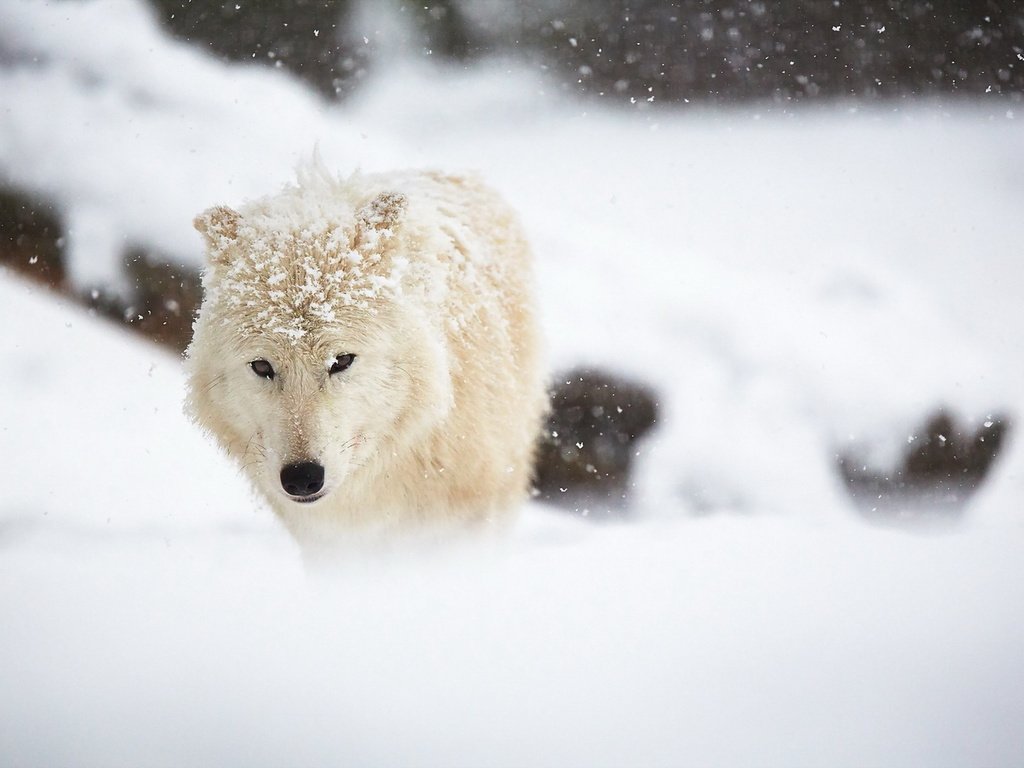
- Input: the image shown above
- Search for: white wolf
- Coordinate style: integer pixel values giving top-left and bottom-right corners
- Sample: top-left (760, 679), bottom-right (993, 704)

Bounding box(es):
top-left (186, 167), bottom-right (546, 550)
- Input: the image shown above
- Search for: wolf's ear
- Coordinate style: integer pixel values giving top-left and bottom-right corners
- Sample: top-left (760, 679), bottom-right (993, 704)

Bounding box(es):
top-left (193, 205), bottom-right (242, 260)
top-left (354, 191), bottom-right (407, 248)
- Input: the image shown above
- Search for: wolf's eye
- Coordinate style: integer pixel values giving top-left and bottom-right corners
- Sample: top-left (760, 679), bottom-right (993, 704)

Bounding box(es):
top-left (329, 354), bottom-right (356, 375)
top-left (250, 359), bottom-right (275, 379)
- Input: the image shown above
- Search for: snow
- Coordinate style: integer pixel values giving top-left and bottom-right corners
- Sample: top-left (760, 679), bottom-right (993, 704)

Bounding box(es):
top-left (3, 0), bottom-right (1024, 764)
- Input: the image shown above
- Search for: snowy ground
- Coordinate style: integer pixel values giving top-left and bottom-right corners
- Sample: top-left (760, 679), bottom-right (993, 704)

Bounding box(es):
top-left (2, 1), bottom-right (1024, 765)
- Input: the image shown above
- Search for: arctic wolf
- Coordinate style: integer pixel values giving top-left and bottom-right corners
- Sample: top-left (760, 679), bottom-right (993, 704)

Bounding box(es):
top-left (186, 168), bottom-right (546, 549)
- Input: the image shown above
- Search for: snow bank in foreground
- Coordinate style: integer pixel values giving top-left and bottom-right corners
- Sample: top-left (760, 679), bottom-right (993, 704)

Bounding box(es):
top-left (2, 276), bottom-right (1024, 767)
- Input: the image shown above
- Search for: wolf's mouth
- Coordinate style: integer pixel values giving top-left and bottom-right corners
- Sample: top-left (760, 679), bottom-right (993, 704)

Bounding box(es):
top-left (286, 490), bottom-right (327, 504)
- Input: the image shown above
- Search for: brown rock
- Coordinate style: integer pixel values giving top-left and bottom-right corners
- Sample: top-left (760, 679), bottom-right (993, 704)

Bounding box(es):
top-left (0, 188), bottom-right (65, 287)
top-left (534, 368), bottom-right (658, 516)
top-left (837, 410), bottom-right (1010, 518)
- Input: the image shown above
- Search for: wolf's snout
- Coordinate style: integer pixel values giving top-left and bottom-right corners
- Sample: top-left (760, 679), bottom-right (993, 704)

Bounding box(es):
top-left (280, 461), bottom-right (325, 499)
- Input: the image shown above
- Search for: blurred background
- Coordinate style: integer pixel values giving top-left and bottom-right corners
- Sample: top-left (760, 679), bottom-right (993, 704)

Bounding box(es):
top-left (2, 0), bottom-right (1022, 518)
top-left (2, 3), bottom-right (1024, 765)
top-left (146, 0), bottom-right (1024, 104)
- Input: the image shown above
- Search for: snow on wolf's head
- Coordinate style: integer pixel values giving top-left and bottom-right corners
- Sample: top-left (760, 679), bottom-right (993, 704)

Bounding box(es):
top-left (185, 175), bottom-right (454, 513)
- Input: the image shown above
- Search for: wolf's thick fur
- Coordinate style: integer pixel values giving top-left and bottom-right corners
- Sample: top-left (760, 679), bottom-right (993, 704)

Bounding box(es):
top-left (186, 168), bottom-right (546, 548)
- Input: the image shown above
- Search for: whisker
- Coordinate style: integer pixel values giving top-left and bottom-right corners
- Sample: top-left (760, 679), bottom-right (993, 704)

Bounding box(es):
top-left (200, 373), bottom-right (227, 395)
top-left (394, 364), bottom-right (415, 384)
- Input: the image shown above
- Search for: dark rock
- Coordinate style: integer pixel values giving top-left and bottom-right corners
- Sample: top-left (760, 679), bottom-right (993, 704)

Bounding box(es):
top-left (416, 0), bottom-right (477, 61)
top-left (534, 368), bottom-right (658, 517)
top-left (0, 187), bottom-right (65, 287)
top-left (85, 247), bottom-right (202, 354)
top-left (149, 0), bottom-right (481, 99)
top-left (0, 186), bottom-right (201, 352)
top-left (528, 0), bottom-right (1024, 105)
top-left (151, 0), bottom-right (354, 98)
top-left (837, 410), bottom-right (1010, 518)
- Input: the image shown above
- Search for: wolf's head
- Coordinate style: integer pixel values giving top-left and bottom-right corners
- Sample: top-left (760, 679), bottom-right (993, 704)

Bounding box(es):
top-left (186, 184), bottom-right (454, 509)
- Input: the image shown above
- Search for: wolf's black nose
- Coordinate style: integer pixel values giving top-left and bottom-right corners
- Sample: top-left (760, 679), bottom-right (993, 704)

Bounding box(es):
top-left (280, 462), bottom-right (325, 498)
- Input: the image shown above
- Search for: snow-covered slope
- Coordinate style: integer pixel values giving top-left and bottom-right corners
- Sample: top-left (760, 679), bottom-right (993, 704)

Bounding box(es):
top-left (2, 275), bottom-right (1024, 766)
top-left (2, 0), bottom-right (1024, 763)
